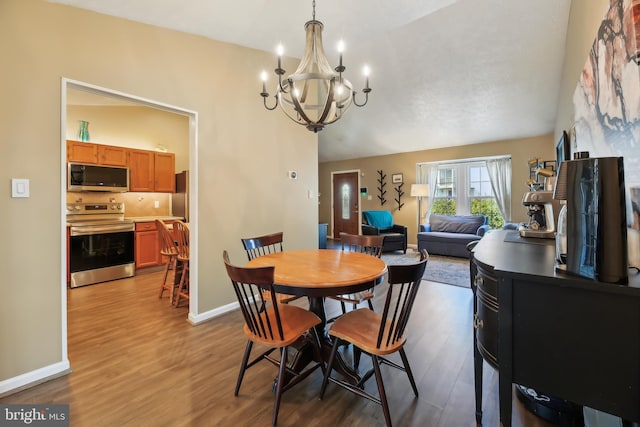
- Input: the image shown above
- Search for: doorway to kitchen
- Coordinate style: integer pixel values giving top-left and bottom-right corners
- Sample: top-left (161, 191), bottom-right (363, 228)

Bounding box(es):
top-left (60, 78), bottom-right (198, 366)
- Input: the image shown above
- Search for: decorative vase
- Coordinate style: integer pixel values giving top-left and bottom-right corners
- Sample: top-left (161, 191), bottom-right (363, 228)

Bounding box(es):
top-left (78, 120), bottom-right (90, 142)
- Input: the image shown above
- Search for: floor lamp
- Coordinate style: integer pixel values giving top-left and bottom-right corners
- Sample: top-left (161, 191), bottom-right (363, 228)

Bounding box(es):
top-left (410, 184), bottom-right (430, 225)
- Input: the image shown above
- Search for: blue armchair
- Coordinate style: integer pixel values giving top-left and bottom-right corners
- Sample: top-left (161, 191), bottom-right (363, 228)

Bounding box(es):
top-left (361, 210), bottom-right (407, 253)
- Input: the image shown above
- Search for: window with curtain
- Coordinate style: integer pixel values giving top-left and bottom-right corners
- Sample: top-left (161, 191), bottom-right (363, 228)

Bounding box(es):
top-left (419, 157), bottom-right (510, 229)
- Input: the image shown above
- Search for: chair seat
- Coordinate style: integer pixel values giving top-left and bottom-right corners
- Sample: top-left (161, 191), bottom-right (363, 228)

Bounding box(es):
top-left (262, 290), bottom-right (303, 305)
top-left (330, 290), bottom-right (374, 304)
top-left (329, 308), bottom-right (406, 356)
top-left (244, 304), bottom-right (321, 347)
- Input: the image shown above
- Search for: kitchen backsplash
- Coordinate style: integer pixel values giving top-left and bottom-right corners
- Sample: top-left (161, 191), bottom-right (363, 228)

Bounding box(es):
top-left (67, 192), bottom-right (172, 217)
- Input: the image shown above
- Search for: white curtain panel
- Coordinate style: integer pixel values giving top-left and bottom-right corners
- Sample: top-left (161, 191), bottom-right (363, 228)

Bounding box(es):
top-left (485, 157), bottom-right (512, 222)
top-left (418, 164), bottom-right (439, 221)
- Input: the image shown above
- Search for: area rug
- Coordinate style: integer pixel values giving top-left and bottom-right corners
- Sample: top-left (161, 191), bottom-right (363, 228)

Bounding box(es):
top-left (381, 251), bottom-right (471, 288)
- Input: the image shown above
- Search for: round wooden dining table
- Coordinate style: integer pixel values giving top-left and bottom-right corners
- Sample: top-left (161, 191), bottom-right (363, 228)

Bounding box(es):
top-left (247, 249), bottom-right (387, 384)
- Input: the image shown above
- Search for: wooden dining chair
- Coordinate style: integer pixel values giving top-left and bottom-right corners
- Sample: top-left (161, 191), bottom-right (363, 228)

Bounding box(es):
top-left (241, 232), bottom-right (302, 305)
top-left (319, 249), bottom-right (429, 427)
top-left (156, 219), bottom-right (179, 304)
top-left (173, 220), bottom-right (190, 307)
top-left (327, 232), bottom-right (385, 317)
top-left (223, 251), bottom-right (325, 426)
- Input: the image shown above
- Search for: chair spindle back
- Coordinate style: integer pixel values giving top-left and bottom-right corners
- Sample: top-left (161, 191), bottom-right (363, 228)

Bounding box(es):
top-left (339, 232), bottom-right (384, 258)
top-left (173, 220), bottom-right (189, 259)
top-left (156, 219), bottom-right (178, 256)
top-left (223, 251), bottom-right (284, 341)
top-left (241, 232), bottom-right (284, 261)
top-left (376, 249), bottom-right (429, 349)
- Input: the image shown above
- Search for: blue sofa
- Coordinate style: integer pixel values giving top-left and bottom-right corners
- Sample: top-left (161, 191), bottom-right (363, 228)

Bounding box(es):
top-left (362, 210), bottom-right (407, 253)
top-left (418, 214), bottom-right (489, 258)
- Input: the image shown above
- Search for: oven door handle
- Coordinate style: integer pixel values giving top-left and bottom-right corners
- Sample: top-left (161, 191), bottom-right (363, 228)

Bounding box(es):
top-left (70, 225), bottom-right (134, 236)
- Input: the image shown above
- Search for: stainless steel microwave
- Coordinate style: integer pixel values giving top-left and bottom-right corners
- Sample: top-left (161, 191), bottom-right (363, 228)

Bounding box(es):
top-left (68, 163), bottom-right (129, 192)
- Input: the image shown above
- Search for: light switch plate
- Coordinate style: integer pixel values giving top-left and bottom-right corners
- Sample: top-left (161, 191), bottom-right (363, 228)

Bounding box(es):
top-left (11, 178), bottom-right (30, 198)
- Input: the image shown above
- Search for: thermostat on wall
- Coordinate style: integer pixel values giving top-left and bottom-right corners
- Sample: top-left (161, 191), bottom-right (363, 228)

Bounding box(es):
top-left (288, 171), bottom-right (298, 180)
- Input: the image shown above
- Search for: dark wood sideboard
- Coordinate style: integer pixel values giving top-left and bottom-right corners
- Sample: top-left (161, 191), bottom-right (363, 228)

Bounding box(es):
top-left (471, 230), bottom-right (640, 427)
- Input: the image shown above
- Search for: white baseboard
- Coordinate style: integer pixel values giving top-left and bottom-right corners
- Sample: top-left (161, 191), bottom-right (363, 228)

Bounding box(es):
top-left (0, 361), bottom-right (71, 397)
top-left (188, 300), bottom-right (239, 325)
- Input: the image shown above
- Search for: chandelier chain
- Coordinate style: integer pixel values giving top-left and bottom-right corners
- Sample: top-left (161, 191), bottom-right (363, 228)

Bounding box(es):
top-left (312, 0), bottom-right (316, 20)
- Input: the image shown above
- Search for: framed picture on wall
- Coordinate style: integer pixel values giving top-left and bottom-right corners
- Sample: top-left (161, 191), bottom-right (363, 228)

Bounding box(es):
top-left (392, 173), bottom-right (403, 184)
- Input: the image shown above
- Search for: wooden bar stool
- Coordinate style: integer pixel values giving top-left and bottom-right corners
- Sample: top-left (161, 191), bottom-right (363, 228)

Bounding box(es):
top-left (156, 219), bottom-right (179, 304)
top-left (173, 220), bottom-right (189, 308)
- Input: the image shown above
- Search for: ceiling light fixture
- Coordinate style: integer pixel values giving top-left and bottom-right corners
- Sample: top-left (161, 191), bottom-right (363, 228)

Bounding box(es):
top-left (260, 0), bottom-right (371, 132)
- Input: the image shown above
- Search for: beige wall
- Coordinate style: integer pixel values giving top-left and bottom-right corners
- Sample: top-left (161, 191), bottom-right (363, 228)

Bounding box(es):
top-left (553, 0), bottom-right (609, 142)
top-left (319, 135), bottom-right (555, 244)
top-left (66, 104), bottom-right (190, 172)
top-left (0, 0), bottom-right (317, 387)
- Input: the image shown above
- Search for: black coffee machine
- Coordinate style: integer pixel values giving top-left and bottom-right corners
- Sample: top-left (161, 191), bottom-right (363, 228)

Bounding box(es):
top-left (561, 156), bottom-right (628, 284)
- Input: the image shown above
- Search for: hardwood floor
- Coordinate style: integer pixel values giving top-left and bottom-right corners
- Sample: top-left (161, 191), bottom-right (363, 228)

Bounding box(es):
top-left (1, 268), bottom-right (557, 426)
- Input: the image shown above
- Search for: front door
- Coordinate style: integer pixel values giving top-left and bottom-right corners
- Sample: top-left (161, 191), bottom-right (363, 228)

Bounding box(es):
top-left (332, 172), bottom-right (360, 238)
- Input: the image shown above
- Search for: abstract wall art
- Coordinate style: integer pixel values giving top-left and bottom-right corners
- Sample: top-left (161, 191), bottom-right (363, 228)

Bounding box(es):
top-left (573, 0), bottom-right (640, 233)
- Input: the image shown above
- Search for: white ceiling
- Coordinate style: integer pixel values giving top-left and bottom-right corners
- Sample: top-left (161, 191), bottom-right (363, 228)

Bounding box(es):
top-left (53, 0), bottom-right (572, 162)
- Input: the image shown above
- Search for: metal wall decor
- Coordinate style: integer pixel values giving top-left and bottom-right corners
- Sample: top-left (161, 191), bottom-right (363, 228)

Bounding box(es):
top-left (377, 170), bottom-right (387, 205)
top-left (394, 182), bottom-right (405, 210)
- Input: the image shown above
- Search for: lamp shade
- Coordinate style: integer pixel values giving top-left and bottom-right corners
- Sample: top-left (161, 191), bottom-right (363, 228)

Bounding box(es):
top-left (410, 184), bottom-right (430, 197)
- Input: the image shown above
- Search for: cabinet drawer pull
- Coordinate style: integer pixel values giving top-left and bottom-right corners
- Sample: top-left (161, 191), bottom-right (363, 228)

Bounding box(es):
top-left (473, 313), bottom-right (484, 329)
top-left (475, 275), bottom-right (484, 287)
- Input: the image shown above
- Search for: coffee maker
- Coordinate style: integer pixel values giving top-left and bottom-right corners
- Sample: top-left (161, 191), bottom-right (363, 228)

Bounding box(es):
top-left (518, 191), bottom-right (557, 238)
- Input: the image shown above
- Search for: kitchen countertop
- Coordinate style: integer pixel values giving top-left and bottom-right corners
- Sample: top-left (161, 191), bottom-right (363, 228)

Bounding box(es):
top-left (66, 216), bottom-right (184, 227)
top-left (126, 216), bottom-right (185, 222)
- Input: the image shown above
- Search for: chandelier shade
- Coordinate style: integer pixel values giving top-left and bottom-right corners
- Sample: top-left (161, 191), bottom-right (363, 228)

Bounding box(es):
top-left (260, 0), bottom-right (371, 132)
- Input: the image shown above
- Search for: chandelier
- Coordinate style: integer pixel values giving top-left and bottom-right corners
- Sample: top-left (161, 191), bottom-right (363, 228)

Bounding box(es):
top-left (260, 0), bottom-right (371, 132)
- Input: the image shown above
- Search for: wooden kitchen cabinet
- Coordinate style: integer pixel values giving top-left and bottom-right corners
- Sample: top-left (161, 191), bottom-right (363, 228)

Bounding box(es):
top-left (67, 141), bottom-right (175, 193)
top-left (67, 140), bottom-right (128, 167)
top-left (128, 149), bottom-right (175, 192)
top-left (135, 222), bottom-right (161, 268)
top-left (98, 145), bottom-right (128, 166)
top-left (154, 152), bottom-right (176, 192)
top-left (128, 149), bottom-right (155, 192)
top-left (67, 140), bottom-right (98, 163)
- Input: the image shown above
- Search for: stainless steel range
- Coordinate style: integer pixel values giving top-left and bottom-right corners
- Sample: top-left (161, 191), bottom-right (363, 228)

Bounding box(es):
top-left (66, 202), bottom-right (135, 288)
